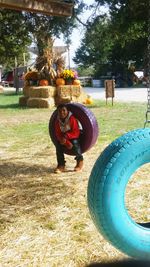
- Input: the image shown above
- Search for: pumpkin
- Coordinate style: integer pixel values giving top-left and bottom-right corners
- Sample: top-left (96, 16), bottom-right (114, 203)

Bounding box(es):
top-left (56, 78), bottom-right (65, 86)
top-left (73, 79), bottom-right (81, 86)
top-left (86, 96), bottom-right (93, 105)
top-left (39, 79), bottom-right (49, 86)
top-left (24, 71), bottom-right (38, 81)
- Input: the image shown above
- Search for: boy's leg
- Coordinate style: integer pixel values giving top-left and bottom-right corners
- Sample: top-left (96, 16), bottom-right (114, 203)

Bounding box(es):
top-left (55, 142), bottom-right (66, 173)
top-left (71, 139), bottom-right (83, 171)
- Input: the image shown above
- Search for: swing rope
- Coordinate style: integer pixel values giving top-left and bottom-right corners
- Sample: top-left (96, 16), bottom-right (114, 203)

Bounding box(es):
top-left (144, 1), bottom-right (150, 127)
top-left (144, 84), bottom-right (150, 127)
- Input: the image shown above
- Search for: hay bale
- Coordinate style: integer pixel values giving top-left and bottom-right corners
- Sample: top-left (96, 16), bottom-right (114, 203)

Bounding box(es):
top-left (24, 80), bottom-right (29, 87)
top-left (19, 96), bottom-right (29, 107)
top-left (41, 86), bottom-right (56, 98)
top-left (27, 97), bottom-right (55, 108)
top-left (71, 95), bottom-right (85, 103)
top-left (29, 88), bottom-right (41, 98)
top-left (26, 86), bottom-right (56, 98)
top-left (71, 86), bottom-right (81, 97)
top-left (55, 85), bottom-right (87, 106)
top-left (23, 86), bottom-right (31, 97)
top-left (57, 85), bottom-right (81, 98)
top-left (55, 95), bottom-right (72, 106)
top-left (57, 85), bottom-right (71, 98)
top-left (76, 91), bottom-right (88, 103)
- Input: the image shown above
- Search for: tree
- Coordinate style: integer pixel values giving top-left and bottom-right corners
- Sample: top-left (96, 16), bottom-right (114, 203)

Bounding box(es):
top-left (74, 15), bottom-right (114, 77)
top-left (0, 0), bottom-right (86, 70)
top-left (0, 9), bottom-right (31, 69)
top-left (77, 65), bottom-right (94, 77)
top-left (25, 0), bottom-right (86, 52)
top-left (74, 0), bottom-right (149, 79)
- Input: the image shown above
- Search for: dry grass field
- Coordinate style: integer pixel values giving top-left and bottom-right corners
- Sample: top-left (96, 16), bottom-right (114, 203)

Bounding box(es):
top-left (0, 93), bottom-right (149, 267)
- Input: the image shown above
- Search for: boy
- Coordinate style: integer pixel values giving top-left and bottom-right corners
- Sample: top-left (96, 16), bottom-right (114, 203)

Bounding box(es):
top-left (54, 104), bottom-right (83, 173)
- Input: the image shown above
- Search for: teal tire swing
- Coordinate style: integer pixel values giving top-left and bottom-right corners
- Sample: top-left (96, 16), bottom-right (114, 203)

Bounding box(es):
top-left (87, 128), bottom-right (150, 259)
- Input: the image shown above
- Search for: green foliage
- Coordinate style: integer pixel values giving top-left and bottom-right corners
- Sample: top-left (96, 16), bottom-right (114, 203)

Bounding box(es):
top-left (0, 10), bottom-right (31, 69)
top-left (25, 0), bottom-right (86, 52)
top-left (0, 1), bottom-right (86, 69)
top-left (74, 16), bottom-right (114, 74)
top-left (77, 66), bottom-right (94, 76)
top-left (74, 0), bottom-right (149, 77)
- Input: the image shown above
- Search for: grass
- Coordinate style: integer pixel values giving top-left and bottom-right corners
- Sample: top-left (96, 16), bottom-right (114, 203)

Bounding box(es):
top-left (0, 92), bottom-right (149, 266)
top-left (0, 92), bottom-right (22, 109)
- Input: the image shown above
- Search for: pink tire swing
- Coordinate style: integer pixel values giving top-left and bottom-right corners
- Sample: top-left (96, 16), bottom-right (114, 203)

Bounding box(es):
top-left (49, 103), bottom-right (99, 155)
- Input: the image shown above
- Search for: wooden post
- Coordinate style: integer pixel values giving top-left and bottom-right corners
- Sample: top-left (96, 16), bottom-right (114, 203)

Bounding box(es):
top-left (67, 45), bottom-right (71, 70)
top-left (14, 67), bottom-right (19, 94)
top-left (105, 79), bottom-right (115, 106)
top-left (23, 53), bottom-right (26, 66)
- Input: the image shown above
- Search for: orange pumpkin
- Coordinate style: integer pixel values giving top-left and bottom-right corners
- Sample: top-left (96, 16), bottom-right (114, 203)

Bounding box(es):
top-left (86, 96), bottom-right (93, 105)
top-left (73, 79), bottom-right (81, 86)
top-left (56, 78), bottom-right (65, 86)
top-left (39, 79), bottom-right (49, 86)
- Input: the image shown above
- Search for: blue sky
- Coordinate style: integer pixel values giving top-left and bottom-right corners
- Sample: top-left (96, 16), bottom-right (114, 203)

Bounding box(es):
top-left (54, 0), bottom-right (95, 67)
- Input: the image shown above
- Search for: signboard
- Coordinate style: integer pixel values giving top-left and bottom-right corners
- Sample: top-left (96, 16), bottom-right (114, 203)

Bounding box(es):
top-left (105, 79), bottom-right (115, 105)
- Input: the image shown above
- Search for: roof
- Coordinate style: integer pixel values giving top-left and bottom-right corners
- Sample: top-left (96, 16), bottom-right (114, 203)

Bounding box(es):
top-left (0, 0), bottom-right (74, 17)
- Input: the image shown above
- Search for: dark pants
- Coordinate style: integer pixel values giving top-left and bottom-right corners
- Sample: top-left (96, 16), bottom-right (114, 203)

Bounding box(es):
top-left (55, 139), bottom-right (83, 166)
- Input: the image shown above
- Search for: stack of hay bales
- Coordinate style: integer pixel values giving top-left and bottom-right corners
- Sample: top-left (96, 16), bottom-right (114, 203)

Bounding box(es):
top-left (55, 85), bottom-right (87, 106)
top-left (19, 85), bottom-right (88, 109)
top-left (19, 86), bottom-right (56, 108)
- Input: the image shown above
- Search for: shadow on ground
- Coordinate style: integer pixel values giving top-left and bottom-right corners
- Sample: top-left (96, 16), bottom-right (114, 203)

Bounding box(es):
top-left (0, 161), bottom-right (73, 228)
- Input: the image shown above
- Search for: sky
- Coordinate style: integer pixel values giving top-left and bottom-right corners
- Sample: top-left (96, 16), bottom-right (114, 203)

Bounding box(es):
top-left (29, 0), bottom-right (107, 68)
top-left (54, 0), bottom-right (95, 67)
top-left (29, 1), bottom-right (94, 68)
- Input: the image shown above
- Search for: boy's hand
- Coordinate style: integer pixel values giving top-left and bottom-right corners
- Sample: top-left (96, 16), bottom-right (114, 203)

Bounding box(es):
top-left (65, 142), bottom-right (73, 150)
top-left (60, 137), bottom-right (66, 145)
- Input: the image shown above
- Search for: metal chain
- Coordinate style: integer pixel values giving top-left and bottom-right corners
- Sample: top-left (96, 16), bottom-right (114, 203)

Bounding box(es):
top-left (144, 85), bottom-right (150, 127)
top-left (144, 0), bottom-right (150, 127)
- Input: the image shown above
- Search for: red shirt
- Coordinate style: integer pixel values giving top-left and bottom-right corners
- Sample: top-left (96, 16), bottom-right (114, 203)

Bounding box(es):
top-left (55, 114), bottom-right (80, 144)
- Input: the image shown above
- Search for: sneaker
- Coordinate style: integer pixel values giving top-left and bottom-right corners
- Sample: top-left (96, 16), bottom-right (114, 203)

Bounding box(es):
top-left (74, 160), bottom-right (83, 172)
top-left (54, 165), bottom-right (65, 173)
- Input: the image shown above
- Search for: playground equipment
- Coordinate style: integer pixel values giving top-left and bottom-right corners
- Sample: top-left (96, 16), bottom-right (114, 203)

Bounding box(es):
top-left (87, 128), bottom-right (150, 259)
top-left (144, 7), bottom-right (150, 127)
top-left (144, 85), bottom-right (150, 127)
top-left (88, 5), bottom-right (150, 259)
top-left (49, 103), bottom-right (99, 155)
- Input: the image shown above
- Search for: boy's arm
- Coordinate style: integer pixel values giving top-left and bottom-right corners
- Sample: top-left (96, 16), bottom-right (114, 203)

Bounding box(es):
top-left (55, 120), bottom-right (64, 142)
top-left (55, 120), bottom-right (72, 148)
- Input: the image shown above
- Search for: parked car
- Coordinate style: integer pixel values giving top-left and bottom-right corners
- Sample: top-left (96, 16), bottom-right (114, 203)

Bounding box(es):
top-left (2, 66), bottom-right (27, 88)
top-left (1, 71), bottom-right (14, 86)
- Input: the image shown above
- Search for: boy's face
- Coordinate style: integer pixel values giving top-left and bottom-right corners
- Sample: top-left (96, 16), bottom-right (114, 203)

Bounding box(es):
top-left (58, 106), bottom-right (68, 119)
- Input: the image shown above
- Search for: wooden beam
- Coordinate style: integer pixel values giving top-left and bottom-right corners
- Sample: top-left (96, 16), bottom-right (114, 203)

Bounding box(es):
top-left (0, 0), bottom-right (73, 17)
